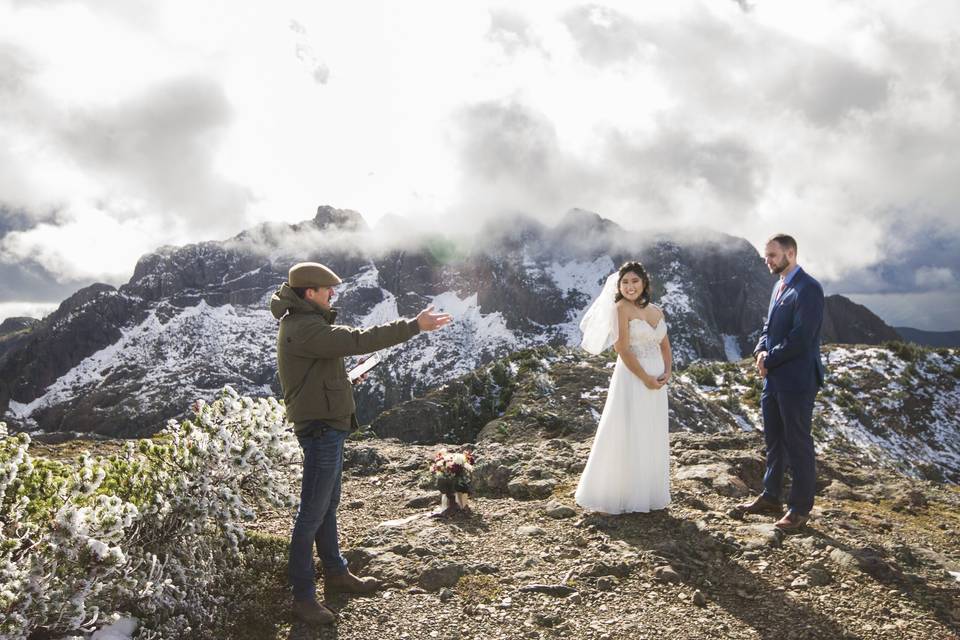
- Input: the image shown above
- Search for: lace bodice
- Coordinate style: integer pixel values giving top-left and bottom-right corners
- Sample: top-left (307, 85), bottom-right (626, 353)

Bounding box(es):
top-left (628, 318), bottom-right (667, 359)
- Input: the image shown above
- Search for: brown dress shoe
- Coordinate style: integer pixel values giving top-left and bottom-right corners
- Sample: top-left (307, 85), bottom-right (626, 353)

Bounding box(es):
top-left (731, 495), bottom-right (783, 518)
top-left (774, 510), bottom-right (809, 531)
top-left (292, 599), bottom-right (335, 625)
top-left (324, 570), bottom-right (382, 594)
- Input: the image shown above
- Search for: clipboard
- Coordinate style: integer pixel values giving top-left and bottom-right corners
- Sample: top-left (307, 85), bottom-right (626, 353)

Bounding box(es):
top-left (348, 353), bottom-right (382, 382)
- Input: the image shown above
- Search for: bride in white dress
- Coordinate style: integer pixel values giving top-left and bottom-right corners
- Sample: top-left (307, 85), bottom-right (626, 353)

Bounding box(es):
top-left (575, 261), bottom-right (673, 514)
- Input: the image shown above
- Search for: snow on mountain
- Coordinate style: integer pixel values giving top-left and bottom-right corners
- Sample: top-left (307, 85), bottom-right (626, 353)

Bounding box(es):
top-left (0, 206), bottom-right (904, 439)
top-left (682, 343), bottom-right (960, 482)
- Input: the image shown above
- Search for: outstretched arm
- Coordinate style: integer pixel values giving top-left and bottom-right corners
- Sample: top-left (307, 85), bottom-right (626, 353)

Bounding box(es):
top-left (287, 305), bottom-right (452, 359)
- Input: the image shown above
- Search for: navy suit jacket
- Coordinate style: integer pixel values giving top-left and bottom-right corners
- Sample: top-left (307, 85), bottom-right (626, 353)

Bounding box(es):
top-left (753, 267), bottom-right (825, 392)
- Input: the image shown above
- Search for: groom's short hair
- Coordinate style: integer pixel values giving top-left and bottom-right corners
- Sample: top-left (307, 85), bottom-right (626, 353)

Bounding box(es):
top-left (768, 234), bottom-right (798, 254)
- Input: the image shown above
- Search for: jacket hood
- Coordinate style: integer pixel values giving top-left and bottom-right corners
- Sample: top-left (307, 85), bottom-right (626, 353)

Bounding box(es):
top-left (270, 283), bottom-right (334, 320)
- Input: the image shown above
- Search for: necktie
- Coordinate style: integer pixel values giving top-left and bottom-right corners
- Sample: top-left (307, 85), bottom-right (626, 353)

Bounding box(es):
top-left (776, 280), bottom-right (787, 300)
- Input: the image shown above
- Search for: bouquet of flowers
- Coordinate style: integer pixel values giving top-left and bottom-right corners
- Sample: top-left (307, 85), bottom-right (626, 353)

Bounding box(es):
top-left (430, 449), bottom-right (475, 514)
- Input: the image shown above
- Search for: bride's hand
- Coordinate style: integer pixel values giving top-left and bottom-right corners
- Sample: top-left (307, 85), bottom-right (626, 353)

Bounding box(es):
top-left (641, 374), bottom-right (662, 390)
top-left (657, 372), bottom-right (671, 385)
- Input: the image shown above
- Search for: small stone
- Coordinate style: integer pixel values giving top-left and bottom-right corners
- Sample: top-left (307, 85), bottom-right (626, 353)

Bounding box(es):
top-left (533, 612), bottom-right (561, 627)
top-left (419, 564), bottom-right (465, 591)
top-left (654, 565), bottom-right (681, 583)
top-left (519, 584), bottom-right (577, 597)
top-left (567, 592), bottom-right (583, 604)
top-left (518, 525), bottom-right (546, 537)
top-left (405, 493), bottom-right (440, 509)
top-left (790, 576), bottom-right (810, 589)
top-left (597, 576), bottom-right (615, 591)
top-left (736, 523), bottom-right (783, 550)
top-left (438, 587), bottom-right (454, 602)
top-left (544, 501), bottom-right (577, 519)
top-left (508, 477), bottom-right (557, 499)
top-left (692, 590), bottom-right (707, 607)
top-left (828, 548), bottom-right (858, 571)
top-left (806, 566), bottom-right (833, 587)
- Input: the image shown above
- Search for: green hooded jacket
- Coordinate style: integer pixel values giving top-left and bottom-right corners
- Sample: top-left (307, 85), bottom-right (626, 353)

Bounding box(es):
top-left (270, 283), bottom-right (420, 433)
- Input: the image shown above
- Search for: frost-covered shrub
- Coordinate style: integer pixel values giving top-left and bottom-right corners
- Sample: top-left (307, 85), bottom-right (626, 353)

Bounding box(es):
top-left (0, 387), bottom-right (299, 639)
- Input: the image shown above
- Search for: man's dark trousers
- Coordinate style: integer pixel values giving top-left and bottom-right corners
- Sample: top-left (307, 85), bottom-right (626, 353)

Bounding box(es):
top-left (289, 424), bottom-right (349, 602)
top-left (760, 389), bottom-right (817, 516)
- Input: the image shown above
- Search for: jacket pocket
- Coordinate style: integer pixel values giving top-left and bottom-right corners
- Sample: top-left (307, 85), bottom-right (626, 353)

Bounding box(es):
top-left (323, 378), bottom-right (356, 416)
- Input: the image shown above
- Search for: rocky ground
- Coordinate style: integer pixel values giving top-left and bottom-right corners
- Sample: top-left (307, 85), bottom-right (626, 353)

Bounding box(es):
top-left (234, 430), bottom-right (960, 640)
top-left (25, 343), bottom-right (960, 639)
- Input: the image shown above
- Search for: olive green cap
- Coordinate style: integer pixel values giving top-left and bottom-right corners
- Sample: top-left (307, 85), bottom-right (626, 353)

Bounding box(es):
top-left (288, 262), bottom-right (342, 288)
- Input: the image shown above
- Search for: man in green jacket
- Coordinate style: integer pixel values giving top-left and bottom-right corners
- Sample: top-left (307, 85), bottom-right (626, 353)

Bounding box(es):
top-left (271, 261), bottom-right (452, 625)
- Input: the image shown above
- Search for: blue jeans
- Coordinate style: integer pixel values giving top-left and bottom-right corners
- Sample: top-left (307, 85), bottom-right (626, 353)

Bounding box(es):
top-left (289, 426), bottom-right (349, 602)
top-left (760, 389), bottom-right (818, 516)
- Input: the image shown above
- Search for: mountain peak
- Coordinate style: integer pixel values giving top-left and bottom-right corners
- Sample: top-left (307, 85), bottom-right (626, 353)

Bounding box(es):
top-left (822, 295), bottom-right (900, 344)
top-left (312, 205), bottom-right (368, 232)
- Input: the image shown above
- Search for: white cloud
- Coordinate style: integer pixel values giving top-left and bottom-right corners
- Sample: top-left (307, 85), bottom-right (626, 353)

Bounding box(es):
top-left (0, 205), bottom-right (166, 283)
top-left (0, 301), bottom-right (58, 322)
top-left (0, 0), bottom-right (958, 328)
top-left (914, 266), bottom-right (956, 288)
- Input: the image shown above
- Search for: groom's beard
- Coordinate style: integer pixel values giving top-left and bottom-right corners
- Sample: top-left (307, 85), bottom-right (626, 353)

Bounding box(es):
top-left (770, 258), bottom-right (790, 274)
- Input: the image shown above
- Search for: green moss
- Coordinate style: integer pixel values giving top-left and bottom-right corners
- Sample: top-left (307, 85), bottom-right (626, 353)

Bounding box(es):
top-left (834, 388), bottom-right (867, 420)
top-left (740, 373), bottom-right (764, 409)
top-left (220, 532), bottom-right (291, 640)
top-left (685, 362), bottom-right (721, 386)
top-left (456, 574), bottom-right (503, 605)
top-left (882, 340), bottom-right (929, 362)
top-left (718, 394), bottom-right (741, 414)
top-left (830, 372), bottom-right (854, 390)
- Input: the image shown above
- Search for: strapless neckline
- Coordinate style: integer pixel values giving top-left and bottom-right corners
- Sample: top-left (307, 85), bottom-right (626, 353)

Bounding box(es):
top-left (628, 317), bottom-right (662, 332)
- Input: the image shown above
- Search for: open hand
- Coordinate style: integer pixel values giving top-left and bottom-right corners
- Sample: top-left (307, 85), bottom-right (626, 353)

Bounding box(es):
top-left (417, 305), bottom-right (453, 332)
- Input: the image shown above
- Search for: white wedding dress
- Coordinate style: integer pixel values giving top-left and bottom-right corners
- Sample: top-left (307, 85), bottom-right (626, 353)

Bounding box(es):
top-left (575, 317), bottom-right (671, 514)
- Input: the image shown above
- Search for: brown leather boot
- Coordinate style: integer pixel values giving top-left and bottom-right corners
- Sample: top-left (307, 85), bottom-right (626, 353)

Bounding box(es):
top-left (292, 599), bottom-right (335, 625)
top-left (774, 510), bottom-right (809, 531)
top-left (324, 570), bottom-right (382, 595)
top-left (731, 495), bottom-right (783, 518)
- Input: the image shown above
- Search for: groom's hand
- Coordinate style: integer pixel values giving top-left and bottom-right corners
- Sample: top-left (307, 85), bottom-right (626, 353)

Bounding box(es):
top-left (755, 351), bottom-right (768, 378)
top-left (417, 305), bottom-right (453, 332)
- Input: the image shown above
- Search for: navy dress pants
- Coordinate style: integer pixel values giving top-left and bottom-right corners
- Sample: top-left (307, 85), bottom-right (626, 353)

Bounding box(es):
top-left (760, 389), bottom-right (817, 516)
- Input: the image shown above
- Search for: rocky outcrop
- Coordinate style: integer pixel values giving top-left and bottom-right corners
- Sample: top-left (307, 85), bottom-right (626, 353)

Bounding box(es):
top-left (373, 342), bottom-right (960, 484)
top-left (0, 317), bottom-right (37, 336)
top-left (822, 294), bottom-right (901, 345)
top-left (0, 285), bottom-right (146, 417)
top-left (0, 204), bottom-right (905, 438)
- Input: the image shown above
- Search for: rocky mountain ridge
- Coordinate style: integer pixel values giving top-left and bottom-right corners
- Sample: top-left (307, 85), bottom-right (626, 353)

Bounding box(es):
top-left (0, 206), bottom-right (902, 439)
top-left (897, 327), bottom-right (960, 348)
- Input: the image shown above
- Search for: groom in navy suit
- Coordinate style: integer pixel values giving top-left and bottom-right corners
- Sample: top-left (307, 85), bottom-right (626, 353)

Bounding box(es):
top-left (736, 234), bottom-right (825, 531)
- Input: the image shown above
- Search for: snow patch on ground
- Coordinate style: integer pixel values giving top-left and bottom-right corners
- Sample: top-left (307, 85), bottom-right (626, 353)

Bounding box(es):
top-left (722, 334), bottom-right (742, 362)
top-left (7, 295), bottom-right (277, 424)
top-left (89, 617), bottom-right (138, 640)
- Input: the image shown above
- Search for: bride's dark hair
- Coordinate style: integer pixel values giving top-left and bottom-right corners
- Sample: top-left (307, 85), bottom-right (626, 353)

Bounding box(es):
top-left (614, 261), bottom-right (651, 308)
